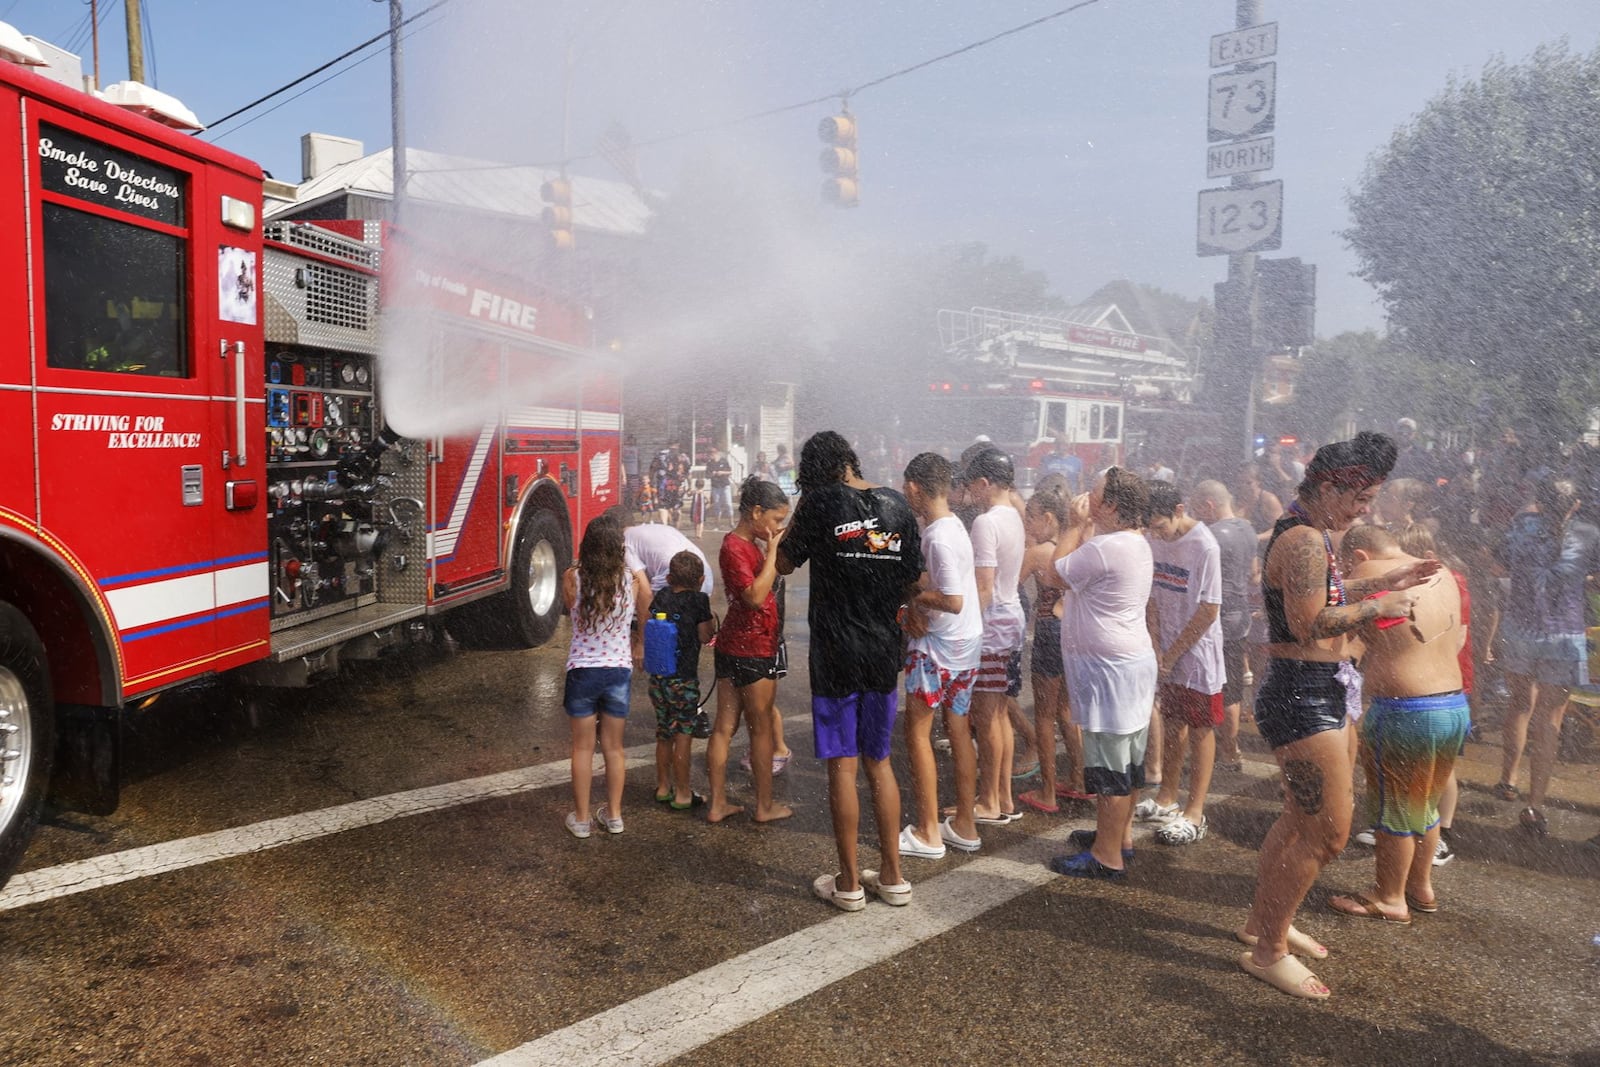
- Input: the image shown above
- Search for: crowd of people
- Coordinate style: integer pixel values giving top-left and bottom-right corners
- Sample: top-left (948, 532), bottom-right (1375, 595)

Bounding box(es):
top-left (557, 420), bottom-right (1599, 1004)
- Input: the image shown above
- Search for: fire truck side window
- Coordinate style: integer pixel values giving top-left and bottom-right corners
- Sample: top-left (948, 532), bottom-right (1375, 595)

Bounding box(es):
top-left (43, 204), bottom-right (187, 377)
top-left (1102, 404), bottom-right (1121, 441)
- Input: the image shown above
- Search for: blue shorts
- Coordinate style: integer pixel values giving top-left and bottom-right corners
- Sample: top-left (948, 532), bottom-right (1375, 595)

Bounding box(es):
top-left (564, 667), bottom-right (632, 719)
top-left (813, 689), bottom-right (898, 761)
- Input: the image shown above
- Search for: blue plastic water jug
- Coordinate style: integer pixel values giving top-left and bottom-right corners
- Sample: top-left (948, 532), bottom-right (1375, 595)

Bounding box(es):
top-left (644, 613), bottom-right (678, 676)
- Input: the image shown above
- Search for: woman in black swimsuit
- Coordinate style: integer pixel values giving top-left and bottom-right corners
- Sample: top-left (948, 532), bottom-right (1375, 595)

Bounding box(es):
top-left (1236, 433), bottom-right (1439, 1001)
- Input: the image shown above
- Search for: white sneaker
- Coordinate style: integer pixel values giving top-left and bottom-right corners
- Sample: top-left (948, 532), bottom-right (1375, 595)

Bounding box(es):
top-left (861, 869), bottom-right (913, 906)
top-left (1353, 829), bottom-right (1376, 847)
top-left (898, 825), bottom-right (947, 859)
top-left (1433, 836), bottom-right (1456, 866)
top-left (1154, 814), bottom-right (1207, 845)
top-left (1134, 798), bottom-right (1179, 822)
top-left (595, 804), bottom-right (624, 834)
top-left (565, 811), bottom-right (592, 839)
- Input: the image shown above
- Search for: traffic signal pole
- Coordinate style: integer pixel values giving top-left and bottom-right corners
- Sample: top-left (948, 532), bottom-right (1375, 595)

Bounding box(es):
top-left (1232, 0), bottom-right (1263, 461)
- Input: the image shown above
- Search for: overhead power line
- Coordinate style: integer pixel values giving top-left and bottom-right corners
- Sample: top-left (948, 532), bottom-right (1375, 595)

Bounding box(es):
top-left (206, 8), bottom-right (449, 143)
top-left (415, 0), bottom-right (1110, 176)
top-left (199, 0), bottom-right (450, 133)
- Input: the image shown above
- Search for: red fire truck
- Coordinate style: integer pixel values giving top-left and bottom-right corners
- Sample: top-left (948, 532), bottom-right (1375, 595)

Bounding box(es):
top-left (928, 307), bottom-right (1195, 485)
top-left (0, 55), bottom-right (620, 883)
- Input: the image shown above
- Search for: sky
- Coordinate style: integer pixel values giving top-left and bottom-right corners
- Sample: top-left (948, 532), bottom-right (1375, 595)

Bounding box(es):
top-left (5, 0), bottom-right (1599, 337)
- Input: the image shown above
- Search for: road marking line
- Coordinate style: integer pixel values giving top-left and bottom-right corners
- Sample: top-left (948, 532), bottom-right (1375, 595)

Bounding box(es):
top-left (477, 823), bottom-right (1083, 1067)
top-left (0, 745), bottom-right (661, 912)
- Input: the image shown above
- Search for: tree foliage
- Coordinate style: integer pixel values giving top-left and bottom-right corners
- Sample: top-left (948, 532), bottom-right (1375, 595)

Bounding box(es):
top-left (1344, 41), bottom-right (1600, 436)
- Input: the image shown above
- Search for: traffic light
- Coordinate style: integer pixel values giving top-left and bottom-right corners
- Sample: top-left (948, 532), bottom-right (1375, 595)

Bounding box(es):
top-left (1254, 257), bottom-right (1316, 349)
top-left (818, 112), bottom-right (859, 207)
top-left (541, 174), bottom-right (575, 251)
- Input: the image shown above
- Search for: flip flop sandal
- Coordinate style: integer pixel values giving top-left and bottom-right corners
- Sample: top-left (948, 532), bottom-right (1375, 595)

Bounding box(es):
top-left (1235, 925), bottom-right (1329, 960)
top-left (654, 790), bottom-right (675, 804)
top-left (975, 811), bottom-right (1014, 826)
top-left (1404, 892), bottom-right (1439, 914)
top-left (669, 793), bottom-right (708, 811)
top-left (1239, 951), bottom-right (1331, 1001)
top-left (1328, 892), bottom-right (1410, 924)
top-left (1519, 807), bottom-right (1549, 836)
top-left (1055, 784), bottom-right (1095, 801)
top-left (1016, 790), bottom-right (1060, 815)
top-left (1010, 762), bottom-right (1040, 781)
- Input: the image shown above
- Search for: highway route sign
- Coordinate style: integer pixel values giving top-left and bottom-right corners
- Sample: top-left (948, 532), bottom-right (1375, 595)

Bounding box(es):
top-left (1197, 180), bottom-right (1282, 256)
top-left (1210, 23), bottom-right (1278, 67)
top-left (1208, 63), bottom-right (1275, 142)
top-left (1207, 136), bottom-right (1275, 178)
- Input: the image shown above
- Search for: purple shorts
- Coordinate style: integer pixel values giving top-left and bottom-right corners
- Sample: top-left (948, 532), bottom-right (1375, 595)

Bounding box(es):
top-left (813, 689), bottom-right (899, 761)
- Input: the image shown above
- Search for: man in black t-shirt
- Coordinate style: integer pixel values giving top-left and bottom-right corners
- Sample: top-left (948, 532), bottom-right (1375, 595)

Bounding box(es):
top-left (1191, 480), bottom-right (1257, 771)
top-left (781, 431), bottom-right (923, 912)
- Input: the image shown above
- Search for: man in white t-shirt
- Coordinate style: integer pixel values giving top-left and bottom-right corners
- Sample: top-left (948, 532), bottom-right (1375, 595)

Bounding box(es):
top-left (622, 520), bottom-right (714, 594)
top-left (1048, 468), bottom-right (1156, 879)
top-left (900, 453), bottom-right (985, 858)
top-left (962, 448), bottom-right (1027, 824)
top-left (1140, 481), bottom-right (1225, 846)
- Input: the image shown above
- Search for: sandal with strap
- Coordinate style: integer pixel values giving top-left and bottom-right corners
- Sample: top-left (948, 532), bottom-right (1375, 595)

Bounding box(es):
top-left (1519, 807), bottom-right (1548, 836)
top-left (1491, 782), bottom-right (1521, 801)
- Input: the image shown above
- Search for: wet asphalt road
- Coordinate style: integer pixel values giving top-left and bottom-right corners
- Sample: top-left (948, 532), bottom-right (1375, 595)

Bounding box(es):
top-left (2, 557), bottom-right (1599, 1066)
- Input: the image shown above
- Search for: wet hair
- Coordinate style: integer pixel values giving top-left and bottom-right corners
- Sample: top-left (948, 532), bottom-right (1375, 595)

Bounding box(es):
top-left (903, 452), bottom-right (953, 496)
top-left (797, 431), bottom-right (861, 492)
top-left (666, 549), bottom-right (704, 591)
top-left (1033, 472), bottom-right (1074, 500)
top-left (1392, 522), bottom-right (1444, 562)
top-left (1026, 488), bottom-right (1070, 526)
top-left (1380, 478), bottom-right (1433, 522)
top-left (1100, 466), bottom-right (1150, 528)
top-left (1146, 479), bottom-right (1184, 519)
top-left (1298, 432), bottom-right (1397, 497)
top-left (1340, 523), bottom-right (1398, 560)
top-left (1192, 479), bottom-right (1233, 511)
top-left (575, 515), bottom-right (627, 631)
top-left (737, 476), bottom-right (788, 514)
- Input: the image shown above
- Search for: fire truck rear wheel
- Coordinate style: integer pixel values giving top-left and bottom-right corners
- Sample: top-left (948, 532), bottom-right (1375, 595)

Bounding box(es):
top-left (0, 603), bottom-right (54, 887)
top-left (507, 508), bottom-right (568, 648)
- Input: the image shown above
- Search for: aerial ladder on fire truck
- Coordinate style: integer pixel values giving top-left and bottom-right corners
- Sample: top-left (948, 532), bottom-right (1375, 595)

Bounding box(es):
top-left (936, 306), bottom-right (1196, 401)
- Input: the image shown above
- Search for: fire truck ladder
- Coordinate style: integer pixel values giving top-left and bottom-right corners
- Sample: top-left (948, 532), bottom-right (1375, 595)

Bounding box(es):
top-left (936, 307), bottom-right (1195, 398)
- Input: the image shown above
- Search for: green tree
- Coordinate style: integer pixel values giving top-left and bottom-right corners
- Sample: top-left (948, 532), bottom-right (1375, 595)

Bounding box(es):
top-left (1344, 41), bottom-right (1600, 437)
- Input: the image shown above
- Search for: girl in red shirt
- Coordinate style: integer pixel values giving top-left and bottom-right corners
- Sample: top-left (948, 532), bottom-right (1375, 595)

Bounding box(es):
top-left (707, 478), bottom-right (794, 824)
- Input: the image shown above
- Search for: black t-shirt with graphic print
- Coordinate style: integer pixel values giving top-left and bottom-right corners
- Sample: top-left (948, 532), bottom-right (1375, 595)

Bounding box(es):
top-left (782, 483), bottom-right (923, 697)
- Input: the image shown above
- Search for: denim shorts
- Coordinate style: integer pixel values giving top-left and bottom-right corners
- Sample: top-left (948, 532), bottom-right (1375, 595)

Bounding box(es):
top-left (564, 667), bottom-right (632, 719)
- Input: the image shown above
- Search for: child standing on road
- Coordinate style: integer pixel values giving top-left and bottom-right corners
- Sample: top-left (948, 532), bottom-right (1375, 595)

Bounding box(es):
top-left (650, 551), bottom-right (718, 810)
top-left (899, 452), bottom-right (984, 858)
top-left (706, 478), bottom-right (794, 825)
top-left (562, 515), bottom-right (649, 838)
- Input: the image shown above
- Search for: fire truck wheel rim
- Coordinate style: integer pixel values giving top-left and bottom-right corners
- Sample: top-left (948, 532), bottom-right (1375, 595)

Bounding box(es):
top-left (527, 538), bottom-right (559, 618)
top-left (0, 667), bottom-right (31, 830)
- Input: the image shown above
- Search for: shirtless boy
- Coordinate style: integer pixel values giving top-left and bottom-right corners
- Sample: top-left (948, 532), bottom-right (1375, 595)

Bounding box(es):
top-left (1330, 524), bottom-right (1468, 923)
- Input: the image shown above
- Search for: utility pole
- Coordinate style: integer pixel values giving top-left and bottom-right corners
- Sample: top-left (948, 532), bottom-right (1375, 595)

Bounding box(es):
top-left (90, 0), bottom-right (100, 88)
top-left (1232, 0), bottom-right (1264, 460)
top-left (389, 0), bottom-right (406, 226)
top-left (122, 0), bottom-right (144, 83)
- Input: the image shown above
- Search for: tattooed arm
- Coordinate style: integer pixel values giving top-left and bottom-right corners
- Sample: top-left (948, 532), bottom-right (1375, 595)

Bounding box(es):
top-left (1272, 527), bottom-right (1416, 643)
top-left (1343, 557), bottom-right (1444, 601)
